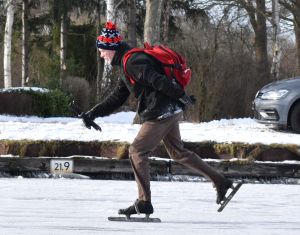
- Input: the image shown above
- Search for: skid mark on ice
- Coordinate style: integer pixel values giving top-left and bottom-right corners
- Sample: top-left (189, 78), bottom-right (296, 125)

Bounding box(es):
top-left (10, 196), bottom-right (106, 202)
top-left (0, 225), bottom-right (135, 233)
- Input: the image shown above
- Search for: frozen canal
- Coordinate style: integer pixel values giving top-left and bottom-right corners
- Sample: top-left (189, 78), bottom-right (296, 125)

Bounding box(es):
top-left (0, 178), bottom-right (300, 235)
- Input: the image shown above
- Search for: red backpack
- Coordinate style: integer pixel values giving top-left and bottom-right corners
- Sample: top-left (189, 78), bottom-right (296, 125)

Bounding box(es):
top-left (123, 42), bottom-right (191, 89)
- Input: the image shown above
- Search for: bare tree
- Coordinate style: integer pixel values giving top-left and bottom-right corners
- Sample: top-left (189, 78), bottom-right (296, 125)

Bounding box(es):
top-left (22, 0), bottom-right (29, 86)
top-left (127, 0), bottom-right (137, 47)
top-left (100, 0), bottom-right (116, 98)
top-left (144, 0), bottom-right (163, 44)
top-left (270, 0), bottom-right (281, 80)
top-left (203, 0), bottom-right (270, 86)
top-left (59, 0), bottom-right (68, 86)
top-left (96, 0), bottom-right (102, 100)
top-left (100, 0), bottom-right (127, 99)
top-left (246, 0), bottom-right (270, 86)
top-left (280, 0), bottom-right (300, 74)
top-left (162, 0), bottom-right (172, 43)
top-left (3, 0), bottom-right (15, 88)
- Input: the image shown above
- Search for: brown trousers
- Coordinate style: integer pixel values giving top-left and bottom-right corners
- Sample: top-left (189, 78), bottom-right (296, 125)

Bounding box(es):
top-left (129, 113), bottom-right (226, 202)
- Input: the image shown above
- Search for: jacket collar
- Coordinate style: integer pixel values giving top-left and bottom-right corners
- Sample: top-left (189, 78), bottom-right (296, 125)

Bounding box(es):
top-left (111, 42), bottom-right (132, 66)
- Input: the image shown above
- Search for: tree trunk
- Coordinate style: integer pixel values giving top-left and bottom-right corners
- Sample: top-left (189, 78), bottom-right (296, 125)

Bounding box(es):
top-left (144, 0), bottom-right (163, 44)
top-left (60, 8), bottom-right (67, 86)
top-left (127, 0), bottom-right (137, 47)
top-left (270, 0), bottom-right (281, 81)
top-left (162, 0), bottom-right (172, 43)
top-left (96, 0), bottom-right (103, 100)
top-left (100, 0), bottom-right (115, 98)
top-left (253, 0), bottom-right (270, 86)
top-left (295, 22), bottom-right (300, 75)
top-left (293, 0), bottom-right (300, 74)
top-left (3, 0), bottom-right (15, 88)
top-left (22, 0), bottom-right (29, 86)
top-left (106, 0), bottom-right (115, 21)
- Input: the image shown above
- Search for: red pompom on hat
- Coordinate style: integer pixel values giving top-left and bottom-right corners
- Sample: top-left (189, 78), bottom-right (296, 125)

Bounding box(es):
top-left (105, 21), bottom-right (116, 30)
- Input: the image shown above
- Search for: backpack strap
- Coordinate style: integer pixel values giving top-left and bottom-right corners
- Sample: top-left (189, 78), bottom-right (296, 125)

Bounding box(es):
top-left (122, 42), bottom-right (160, 85)
top-left (123, 48), bottom-right (145, 85)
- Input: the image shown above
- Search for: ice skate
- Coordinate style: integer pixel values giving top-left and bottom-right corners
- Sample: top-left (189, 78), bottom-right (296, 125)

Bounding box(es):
top-left (216, 179), bottom-right (234, 204)
top-left (108, 199), bottom-right (161, 223)
top-left (118, 199), bottom-right (153, 217)
top-left (217, 180), bottom-right (243, 212)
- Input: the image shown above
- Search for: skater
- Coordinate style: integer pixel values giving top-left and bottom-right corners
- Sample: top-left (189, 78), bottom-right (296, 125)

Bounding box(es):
top-left (81, 21), bottom-right (233, 217)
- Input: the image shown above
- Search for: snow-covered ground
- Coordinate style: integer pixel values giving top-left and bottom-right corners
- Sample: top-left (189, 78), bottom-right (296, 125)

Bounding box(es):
top-left (0, 178), bottom-right (300, 235)
top-left (0, 112), bottom-right (299, 145)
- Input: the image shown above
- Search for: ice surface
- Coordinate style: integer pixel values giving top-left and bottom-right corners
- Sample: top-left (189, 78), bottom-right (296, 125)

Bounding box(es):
top-left (0, 178), bottom-right (299, 235)
top-left (0, 108), bottom-right (300, 235)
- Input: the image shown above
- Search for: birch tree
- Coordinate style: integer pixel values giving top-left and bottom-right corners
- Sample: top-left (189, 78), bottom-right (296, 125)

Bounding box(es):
top-left (22, 0), bottom-right (29, 86)
top-left (60, 0), bottom-right (68, 86)
top-left (100, 0), bottom-right (115, 95)
top-left (3, 0), bottom-right (15, 88)
top-left (96, 0), bottom-right (102, 100)
top-left (59, 4), bottom-right (67, 85)
top-left (270, 0), bottom-right (281, 81)
top-left (100, 0), bottom-right (118, 98)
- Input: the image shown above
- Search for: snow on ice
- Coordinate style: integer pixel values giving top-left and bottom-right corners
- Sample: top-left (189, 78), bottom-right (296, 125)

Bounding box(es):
top-left (0, 111), bottom-right (299, 145)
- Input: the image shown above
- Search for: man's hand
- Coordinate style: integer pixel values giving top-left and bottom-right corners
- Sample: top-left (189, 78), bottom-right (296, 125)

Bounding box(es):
top-left (70, 101), bottom-right (102, 131)
top-left (179, 94), bottom-right (196, 105)
top-left (79, 112), bottom-right (93, 129)
top-left (79, 112), bottom-right (102, 131)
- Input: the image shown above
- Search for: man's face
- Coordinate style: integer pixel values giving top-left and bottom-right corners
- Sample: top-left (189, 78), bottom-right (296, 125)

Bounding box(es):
top-left (98, 49), bottom-right (116, 62)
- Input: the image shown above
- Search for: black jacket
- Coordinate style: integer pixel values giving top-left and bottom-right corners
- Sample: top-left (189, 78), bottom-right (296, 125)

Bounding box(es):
top-left (89, 42), bottom-right (185, 123)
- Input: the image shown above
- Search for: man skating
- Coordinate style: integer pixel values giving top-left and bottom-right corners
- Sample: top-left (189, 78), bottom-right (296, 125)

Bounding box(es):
top-left (82, 21), bottom-right (233, 219)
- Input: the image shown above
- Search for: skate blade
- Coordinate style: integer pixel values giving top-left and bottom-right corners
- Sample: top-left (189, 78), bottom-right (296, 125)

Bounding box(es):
top-left (108, 216), bottom-right (161, 223)
top-left (217, 181), bottom-right (243, 212)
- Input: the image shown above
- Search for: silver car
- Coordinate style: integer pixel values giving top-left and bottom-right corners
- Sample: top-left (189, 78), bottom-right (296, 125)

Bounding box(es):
top-left (252, 77), bottom-right (300, 133)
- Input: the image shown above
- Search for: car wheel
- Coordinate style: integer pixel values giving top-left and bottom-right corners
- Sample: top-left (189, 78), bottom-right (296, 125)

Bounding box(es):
top-left (290, 102), bottom-right (300, 133)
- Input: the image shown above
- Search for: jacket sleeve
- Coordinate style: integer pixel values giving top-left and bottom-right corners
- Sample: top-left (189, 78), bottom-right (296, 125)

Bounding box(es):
top-left (88, 79), bottom-right (130, 119)
top-left (125, 53), bottom-right (185, 99)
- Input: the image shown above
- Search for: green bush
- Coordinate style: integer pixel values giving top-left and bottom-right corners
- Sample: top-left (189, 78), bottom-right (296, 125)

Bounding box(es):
top-left (32, 89), bottom-right (72, 117)
top-left (0, 87), bottom-right (72, 117)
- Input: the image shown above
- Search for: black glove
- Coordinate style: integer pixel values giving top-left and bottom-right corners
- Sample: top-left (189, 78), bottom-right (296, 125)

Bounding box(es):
top-left (79, 112), bottom-right (93, 129)
top-left (69, 100), bottom-right (101, 131)
top-left (179, 94), bottom-right (196, 105)
top-left (79, 111), bottom-right (102, 131)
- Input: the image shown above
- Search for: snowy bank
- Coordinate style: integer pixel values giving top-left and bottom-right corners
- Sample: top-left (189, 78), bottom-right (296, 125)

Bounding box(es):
top-left (0, 111), bottom-right (299, 146)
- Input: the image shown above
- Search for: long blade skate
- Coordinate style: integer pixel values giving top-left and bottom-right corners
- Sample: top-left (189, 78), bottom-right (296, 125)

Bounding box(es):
top-left (108, 214), bottom-right (161, 223)
top-left (217, 181), bottom-right (243, 212)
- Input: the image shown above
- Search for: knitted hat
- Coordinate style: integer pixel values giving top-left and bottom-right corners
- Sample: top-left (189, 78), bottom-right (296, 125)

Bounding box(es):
top-left (96, 21), bottom-right (122, 50)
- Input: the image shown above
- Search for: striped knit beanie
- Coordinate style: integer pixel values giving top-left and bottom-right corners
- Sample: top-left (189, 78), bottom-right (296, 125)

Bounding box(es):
top-left (96, 21), bottom-right (122, 50)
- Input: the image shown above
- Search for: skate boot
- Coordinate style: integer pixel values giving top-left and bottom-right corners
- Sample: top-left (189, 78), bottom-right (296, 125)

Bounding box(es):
top-left (216, 179), bottom-right (233, 204)
top-left (118, 199), bottom-right (154, 218)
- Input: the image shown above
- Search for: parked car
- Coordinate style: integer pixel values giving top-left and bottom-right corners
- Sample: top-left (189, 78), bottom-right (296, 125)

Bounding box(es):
top-left (252, 77), bottom-right (300, 133)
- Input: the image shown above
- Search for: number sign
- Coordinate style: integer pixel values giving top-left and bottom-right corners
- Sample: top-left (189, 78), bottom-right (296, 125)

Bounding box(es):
top-left (50, 159), bottom-right (74, 174)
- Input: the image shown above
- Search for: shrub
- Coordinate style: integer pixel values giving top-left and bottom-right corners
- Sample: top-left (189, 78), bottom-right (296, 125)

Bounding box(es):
top-left (62, 76), bottom-right (91, 112)
top-left (0, 87), bottom-right (71, 117)
top-left (32, 89), bottom-right (72, 117)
